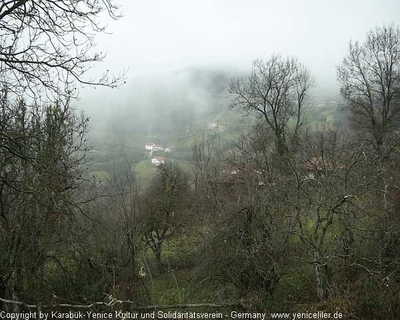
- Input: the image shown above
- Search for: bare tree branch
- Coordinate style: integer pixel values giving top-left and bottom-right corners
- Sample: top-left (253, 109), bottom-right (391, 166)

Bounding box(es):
top-left (0, 0), bottom-right (126, 101)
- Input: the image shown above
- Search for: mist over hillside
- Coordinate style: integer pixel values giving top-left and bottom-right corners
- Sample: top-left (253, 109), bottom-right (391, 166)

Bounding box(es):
top-left (84, 68), bottom-right (230, 135)
top-left (82, 66), bottom-right (343, 146)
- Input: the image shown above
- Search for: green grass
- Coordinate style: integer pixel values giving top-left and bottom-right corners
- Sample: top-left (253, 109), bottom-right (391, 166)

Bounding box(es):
top-left (138, 229), bottom-right (239, 309)
top-left (87, 170), bottom-right (111, 182)
top-left (143, 269), bottom-right (237, 307)
top-left (133, 160), bottom-right (157, 189)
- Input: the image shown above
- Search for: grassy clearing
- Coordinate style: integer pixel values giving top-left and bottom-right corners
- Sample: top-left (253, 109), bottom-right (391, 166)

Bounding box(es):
top-left (88, 170), bottom-right (111, 182)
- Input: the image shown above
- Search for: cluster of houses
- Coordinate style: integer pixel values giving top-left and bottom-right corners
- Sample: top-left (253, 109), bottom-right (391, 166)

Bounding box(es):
top-left (144, 142), bottom-right (175, 166)
top-left (144, 143), bottom-right (175, 153)
top-left (207, 122), bottom-right (227, 132)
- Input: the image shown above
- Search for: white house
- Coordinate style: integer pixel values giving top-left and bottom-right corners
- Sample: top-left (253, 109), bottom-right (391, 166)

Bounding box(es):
top-left (145, 143), bottom-right (166, 152)
top-left (151, 157), bottom-right (166, 166)
top-left (164, 146), bottom-right (176, 153)
top-left (218, 124), bottom-right (227, 132)
top-left (207, 122), bottom-right (218, 130)
top-left (145, 142), bottom-right (155, 150)
top-left (152, 145), bottom-right (164, 152)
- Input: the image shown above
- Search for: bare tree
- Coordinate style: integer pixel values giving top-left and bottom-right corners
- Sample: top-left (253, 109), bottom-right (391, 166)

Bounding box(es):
top-left (286, 128), bottom-right (360, 300)
top-left (142, 163), bottom-right (189, 270)
top-left (0, 92), bottom-right (94, 308)
top-left (0, 0), bottom-right (125, 100)
top-left (194, 127), bottom-right (296, 310)
top-left (338, 27), bottom-right (400, 285)
top-left (229, 54), bottom-right (313, 155)
top-left (191, 132), bottom-right (223, 197)
top-left (337, 24), bottom-right (400, 158)
top-left (98, 163), bottom-right (144, 300)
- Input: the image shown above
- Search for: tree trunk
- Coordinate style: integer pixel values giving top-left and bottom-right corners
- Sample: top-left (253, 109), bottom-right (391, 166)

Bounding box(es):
top-left (154, 244), bottom-right (163, 272)
top-left (9, 270), bottom-right (19, 312)
top-left (314, 251), bottom-right (326, 300)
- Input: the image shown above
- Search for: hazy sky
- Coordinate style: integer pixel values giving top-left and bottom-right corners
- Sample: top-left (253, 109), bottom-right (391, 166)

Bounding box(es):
top-left (79, 0), bottom-right (400, 137)
top-left (91, 0), bottom-right (399, 89)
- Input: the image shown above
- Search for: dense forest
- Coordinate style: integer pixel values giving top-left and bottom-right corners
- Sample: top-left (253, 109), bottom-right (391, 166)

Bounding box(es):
top-left (0, 1), bottom-right (399, 320)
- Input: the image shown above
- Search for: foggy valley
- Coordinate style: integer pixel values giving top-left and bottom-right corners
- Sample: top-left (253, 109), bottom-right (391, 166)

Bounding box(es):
top-left (0, 1), bottom-right (399, 319)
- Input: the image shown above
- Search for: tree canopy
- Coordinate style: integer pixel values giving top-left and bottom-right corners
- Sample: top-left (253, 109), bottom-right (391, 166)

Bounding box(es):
top-left (337, 24), bottom-right (400, 156)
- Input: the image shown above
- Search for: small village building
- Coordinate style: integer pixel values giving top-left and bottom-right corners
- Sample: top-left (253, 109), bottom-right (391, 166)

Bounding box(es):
top-left (164, 146), bottom-right (176, 153)
top-left (145, 142), bottom-right (155, 150)
top-left (151, 157), bottom-right (166, 166)
top-left (152, 145), bottom-right (164, 152)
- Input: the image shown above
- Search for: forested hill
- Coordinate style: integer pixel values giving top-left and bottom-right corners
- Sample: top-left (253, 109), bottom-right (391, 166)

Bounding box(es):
top-left (85, 68), bottom-right (234, 137)
top-left (85, 67), bottom-right (343, 147)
